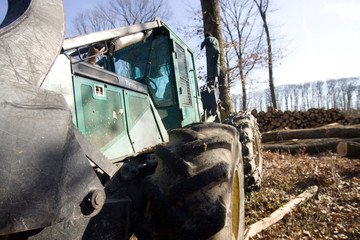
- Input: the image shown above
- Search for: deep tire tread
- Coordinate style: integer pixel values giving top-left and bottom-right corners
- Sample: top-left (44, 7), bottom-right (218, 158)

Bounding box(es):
top-left (155, 145), bottom-right (193, 177)
top-left (181, 135), bottom-right (233, 154)
top-left (143, 122), bottom-right (245, 240)
top-left (168, 162), bottom-right (229, 200)
top-left (224, 112), bottom-right (264, 191)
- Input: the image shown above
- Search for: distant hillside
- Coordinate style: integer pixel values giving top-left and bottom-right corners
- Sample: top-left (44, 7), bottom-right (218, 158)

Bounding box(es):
top-left (231, 77), bottom-right (360, 112)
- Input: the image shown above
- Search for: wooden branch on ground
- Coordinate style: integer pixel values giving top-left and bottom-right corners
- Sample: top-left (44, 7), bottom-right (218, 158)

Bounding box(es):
top-left (244, 186), bottom-right (318, 240)
top-left (337, 141), bottom-right (360, 159)
top-left (262, 125), bottom-right (360, 143)
top-left (264, 138), bottom-right (360, 155)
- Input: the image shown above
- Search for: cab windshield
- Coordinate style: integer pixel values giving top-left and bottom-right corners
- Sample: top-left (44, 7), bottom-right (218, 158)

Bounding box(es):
top-left (112, 32), bottom-right (175, 107)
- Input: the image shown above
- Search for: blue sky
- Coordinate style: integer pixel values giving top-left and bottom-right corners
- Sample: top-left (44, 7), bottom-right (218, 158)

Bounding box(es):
top-left (0, 0), bottom-right (6, 22)
top-left (1, 0), bottom-right (359, 88)
top-left (270, 0), bottom-right (360, 87)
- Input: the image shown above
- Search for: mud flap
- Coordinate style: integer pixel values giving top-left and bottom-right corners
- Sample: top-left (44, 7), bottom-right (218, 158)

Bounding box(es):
top-left (0, 0), bottom-right (65, 87)
top-left (0, 83), bottom-right (104, 236)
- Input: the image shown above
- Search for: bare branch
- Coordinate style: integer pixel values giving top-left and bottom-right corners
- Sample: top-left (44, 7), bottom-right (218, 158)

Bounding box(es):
top-left (71, 0), bottom-right (171, 35)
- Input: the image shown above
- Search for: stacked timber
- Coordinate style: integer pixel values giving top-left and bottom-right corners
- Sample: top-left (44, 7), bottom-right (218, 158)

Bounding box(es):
top-left (251, 107), bottom-right (360, 133)
top-left (262, 125), bottom-right (360, 156)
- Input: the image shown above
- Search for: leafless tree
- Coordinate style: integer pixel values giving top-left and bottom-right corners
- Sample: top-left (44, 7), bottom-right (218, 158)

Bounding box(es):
top-left (74, 11), bottom-right (90, 35)
top-left (181, 1), bottom-right (277, 112)
top-left (72, 0), bottom-right (171, 35)
top-left (283, 85), bottom-right (291, 110)
top-left (110, 0), bottom-right (170, 26)
top-left (341, 83), bottom-right (356, 110)
top-left (326, 79), bottom-right (338, 109)
top-left (220, 0), bottom-right (266, 110)
top-left (253, 0), bottom-right (277, 109)
top-left (231, 94), bottom-right (241, 112)
top-left (285, 85), bottom-right (297, 111)
top-left (313, 81), bottom-right (324, 108)
top-left (300, 83), bottom-right (310, 110)
top-left (73, 7), bottom-right (117, 35)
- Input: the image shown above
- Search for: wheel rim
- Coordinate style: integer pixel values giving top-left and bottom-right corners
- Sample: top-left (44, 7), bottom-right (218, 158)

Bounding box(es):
top-left (232, 170), bottom-right (240, 239)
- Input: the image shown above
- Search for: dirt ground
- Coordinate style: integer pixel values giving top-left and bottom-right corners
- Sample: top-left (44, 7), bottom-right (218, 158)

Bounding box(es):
top-left (245, 151), bottom-right (360, 239)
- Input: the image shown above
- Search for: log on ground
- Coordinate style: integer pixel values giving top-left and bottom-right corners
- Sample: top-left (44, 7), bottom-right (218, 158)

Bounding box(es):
top-left (336, 141), bottom-right (360, 159)
top-left (244, 186), bottom-right (318, 240)
top-left (264, 138), bottom-right (360, 155)
top-left (262, 125), bottom-right (360, 143)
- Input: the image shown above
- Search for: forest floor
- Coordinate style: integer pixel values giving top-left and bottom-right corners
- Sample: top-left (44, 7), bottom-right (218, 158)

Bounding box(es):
top-left (245, 151), bottom-right (360, 239)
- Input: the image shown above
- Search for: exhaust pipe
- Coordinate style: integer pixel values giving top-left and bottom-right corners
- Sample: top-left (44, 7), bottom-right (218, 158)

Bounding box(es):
top-left (113, 30), bottom-right (152, 51)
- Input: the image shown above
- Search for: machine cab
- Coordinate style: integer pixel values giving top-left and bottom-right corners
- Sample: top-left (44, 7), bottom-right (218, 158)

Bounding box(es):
top-left (42, 20), bottom-right (203, 162)
top-left (100, 24), bottom-right (203, 130)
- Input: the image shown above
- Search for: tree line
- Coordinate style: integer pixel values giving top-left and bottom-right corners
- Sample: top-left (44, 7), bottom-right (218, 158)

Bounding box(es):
top-left (231, 77), bottom-right (360, 112)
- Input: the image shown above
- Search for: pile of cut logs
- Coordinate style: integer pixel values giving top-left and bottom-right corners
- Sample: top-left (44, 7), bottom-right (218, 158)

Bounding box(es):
top-left (261, 124), bottom-right (360, 157)
top-left (251, 107), bottom-right (360, 133)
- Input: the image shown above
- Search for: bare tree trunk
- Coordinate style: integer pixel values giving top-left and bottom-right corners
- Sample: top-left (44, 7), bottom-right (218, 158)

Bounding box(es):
top-left (220, 0), bottom-right (265, 112)
top-left (240, 69), bottom-right (247, 110)
top-left (265, 22), bottom-right (277, 109)
top-left (254, 0), bottom-right (277, 109)
top-left (200, 0), bottom-right (233, 119)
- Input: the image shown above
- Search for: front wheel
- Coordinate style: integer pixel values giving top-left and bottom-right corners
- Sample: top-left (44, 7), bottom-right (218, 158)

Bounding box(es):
top-left (143, 122), bottom-right (245, 240)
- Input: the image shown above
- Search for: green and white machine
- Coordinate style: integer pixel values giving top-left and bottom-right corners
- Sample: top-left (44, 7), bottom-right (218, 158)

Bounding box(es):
top-left (43, 17), bottom-right (204, 163)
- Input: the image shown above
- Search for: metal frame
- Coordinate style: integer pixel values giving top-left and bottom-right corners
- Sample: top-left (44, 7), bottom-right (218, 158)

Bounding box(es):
top-left (63, 18), bottom-right (163, 51)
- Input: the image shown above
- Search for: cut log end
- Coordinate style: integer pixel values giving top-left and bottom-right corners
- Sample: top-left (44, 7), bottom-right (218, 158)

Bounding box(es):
top-left (336, 141), bottom-right (360, 159)
top-left (336, 141), bottom-right (348, 157)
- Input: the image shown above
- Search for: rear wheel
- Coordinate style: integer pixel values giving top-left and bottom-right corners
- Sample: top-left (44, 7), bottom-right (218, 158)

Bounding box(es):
top-left (224, 112), bottom-right (264, 191)
top-left (143, 122), bottom-right (245, 240)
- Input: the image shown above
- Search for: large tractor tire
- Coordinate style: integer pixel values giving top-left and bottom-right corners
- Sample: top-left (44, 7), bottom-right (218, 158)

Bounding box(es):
top-left (143, 122), bottom-right (245, 240)
top-left (224, 112), bottom-right (264, 191)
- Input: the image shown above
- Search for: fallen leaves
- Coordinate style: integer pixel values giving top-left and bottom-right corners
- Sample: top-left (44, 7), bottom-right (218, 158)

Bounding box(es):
top-left (245, 151), bottom-right (360, 239)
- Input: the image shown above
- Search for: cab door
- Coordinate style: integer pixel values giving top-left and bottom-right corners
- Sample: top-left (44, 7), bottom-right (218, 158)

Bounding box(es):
top-left (173, 41), bottom-right (200, 126)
